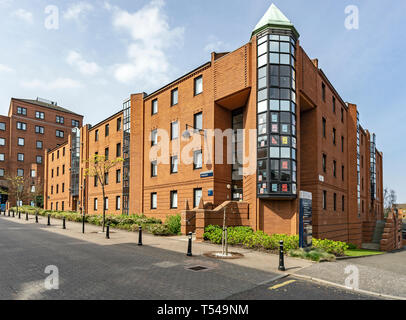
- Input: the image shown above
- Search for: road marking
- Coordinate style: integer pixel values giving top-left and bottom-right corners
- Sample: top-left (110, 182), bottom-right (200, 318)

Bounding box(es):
top-left (268, 280), bottom-right (296, 290)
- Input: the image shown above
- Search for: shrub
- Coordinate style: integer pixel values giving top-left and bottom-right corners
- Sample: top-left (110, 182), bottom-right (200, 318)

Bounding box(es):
top-left (166, 214), bottom-right (181, 235)
top-left (312, 239), bottom-right (349, 256)
top-left (289, 248), bottom-right (335, 262)
top-left (148, 224), bottom-right (172, 236)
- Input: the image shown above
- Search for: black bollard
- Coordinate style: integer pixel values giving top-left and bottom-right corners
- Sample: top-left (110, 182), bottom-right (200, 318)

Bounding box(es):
top-left (12, 210), bottom-right (15, 218)
top-left (278, 240), bottom-right (286, 271)
top-left (26, 212), bottom-right (28, 221)
top-left (8, 211), bottom-right (10, 217)
top-left (106, 223), bottom-right (110, 239)
top-left (138, 226), bottom-right (143, 246)
top-left (35, 213), bottom-right (38, 224)
top-left (63, 217), bottom-right (66, 230)
top-left (187, 232), bottom-right (193, 257)
top-left (18, 211), bottom-right (21, 219)
top-left (47, 214), bottom-right (51, 226)
top-left (82, 215), bottom-right (85, 234)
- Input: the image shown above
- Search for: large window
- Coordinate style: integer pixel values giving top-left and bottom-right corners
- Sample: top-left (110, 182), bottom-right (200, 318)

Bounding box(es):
top-left (17, 107), bottom-right (27, 115)
top-left (0, 154), bottom-right (4, 161)
top-left (116, 169), bottom-right (121, 183)
top-left (36, 111), bottom-right (45, 120)
top-left (151, 193), bottom-right (157, 210)
top-left (171, 121), bottom-right (179, 140)
top-left (37, 156), bottom-right (42, 164)
top-left (94, 198), bottom-right (98, 211)
top-left (18, 138), bottom-right (24, 146)
top-left (194, 112), bottom-right (203, 131)
top-left (322, 154), bottom-right (327, 173)
top-left (116, 143), bottom-right (121, 157)
top-left (117, 118), bottom-right (122, 131)
top-left (72, 120), bottom-right (80, 127)
top-left (152, 99), bottom-right (158, 115)
top-left (17, 122), bottom-right (27, 131)
top-left (193, 188), bottom-right (202, 208)
top-left (56, 130), bottom-right (64, 138)
top-left (56, 116), bottom-right (64, 124)
top-left (194, 76), bottom-right (203, 95)
top-left (36, 126), bottom-right (44, 134)
top-left (193, 150), bottom-right (202, 170)
top-left (116, 196), bottom-right (121, 210)
top-left (171, 88), bottom-right (178, 106)
top-left (257, 32), bottom-right (297, 197)
top-left (0, 169), bottom-right (4, 177)
top-left (323, 190), bottom-right (327, 210)
top-left (17, 169), bottom-right (24, 177)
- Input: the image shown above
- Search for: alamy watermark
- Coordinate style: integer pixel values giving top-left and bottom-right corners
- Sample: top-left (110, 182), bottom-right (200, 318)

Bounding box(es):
top-left (345, 5), bottom-right (359, 30)
top-left (344, 265), bottom-right (359, 290)
top-left (44, 265), bottom-right (59, 290)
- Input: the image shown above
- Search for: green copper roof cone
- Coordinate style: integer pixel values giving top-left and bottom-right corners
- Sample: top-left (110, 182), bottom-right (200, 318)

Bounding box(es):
top-left (252, 3), bottom-right (299, 38)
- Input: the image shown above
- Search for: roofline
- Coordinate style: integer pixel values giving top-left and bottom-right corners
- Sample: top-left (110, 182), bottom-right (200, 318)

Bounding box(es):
top-left (252, 24), bottom-right (300, 39)
top-left (11, 98), bottom-right (84, 118)
top-left (88, 109), bottom-right (123, 132)
top-left (47, 141), bottom-right (69, 154)
top-left (144, 62), bottom-right (211, 101)
top-left (318, 69), bottom-right (349, 110)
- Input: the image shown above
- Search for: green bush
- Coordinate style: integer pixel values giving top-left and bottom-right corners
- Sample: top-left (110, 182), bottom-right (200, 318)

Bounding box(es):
top-left (148, 224), bottom-right (172, 236)
top-left (312, 239), bottom-right (349, 256)
top-left (289, 248), bottom-right (335, 262)
top-left (166, 214), bottom-right (181, 235)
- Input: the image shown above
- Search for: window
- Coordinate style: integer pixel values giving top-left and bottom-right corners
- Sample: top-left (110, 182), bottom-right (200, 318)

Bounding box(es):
top-left (63, 147), bottom-right (65, 157)
top-left (56, 184), bottom-right (59, 194)
top-left (117, 118), bottom-right (122, 131)
top-left (322, 154), bottom-right (327, 173)
top-left (151, 161), bottom-right (157, 177)
top-left (36, 156), bottom-right (42, 164)
top-left (0, 154), bottom-right (4, 161)
top-left (332, 97), bottom-right (336, 113)
top-left (18, 138), bottom-right (24, 146)
top-left (17, 122), bottom-right (27, 131)
top-left (341, 108), bottom-right (344, 123)
top-left (95, 130), bottom-right (99, 141)
top-left (116, 196), bottom-right (121, 210)
top-left (57, 167), bottom-right (59, 177)
top-left (62, 183), bottom-right (65, 193)
top-left (171, 121), bottom-right (178, 140)
top-left (56, 130), bottom-right (64, 138)
top-left (36, 111), bottom-right (45, 120)
top-left (56, 202), bottom-right (58, 211)
top-left (62, 202), bottom-right (65, 211)
top-left (0, 169), bottom-right (4, 177)
top-left (51, 169), bottom-right (54, 178)
top-left (105, 147), bottom-right (109, 160)
top-left (36, 141), bottom-right (43, 149)
top-left (333, 160), bottom-right (337, 177)
top-left (104, 197), bottom-right (109, 210)
top-left (151, 193), bottom-right (157, 209)
top-left (322, 83), bottom-right (326, 101)
top-left (56, 116), bottom-right (64, 124)
top-left (151, 129), bottom-right (158, 146)
top-left (116, 143), bottom-right (121, 157)
top-left (171, 88), bottom-right (178, 106)
top-left (334, 193), bottom-right (337, 211)
top-left (193, 150), bottom-right (202, 170)
top-left (36, 126), bottom-right (44, 134)
top-left (171, 156), bottom-right (178, 174)
top-left (333, 128), bottom-right (336, 145)
top-left (94, 198), bottom-right (98, 211)
top-left (323, 190), bottom-right (327, 210)
top-left (116, 169), bottom-right (121, 183)
top-left (18, 153), bottom-right (24, 162)
top-left (17, 169), bottom-right (24, 177)
top-left (194, 112), bottom-right (203, 131)
top-left (105, 172), bottom-right (109, 185)
top-left (51, 203), bottom-right (53, 210)
top-left (31, 169), bottom-right (36, 178)
top-left (94, 176), bottom-right (98, 187)
top-left (342, 195), bottom-right (345, 212)
top-left (341, 136), bottom-right (344, 152)
top-left (62, 165), bottom-right (65, 175)
top-left (17, 107), bottom-right (27, 115)
top-left (194, 188), bottom-right (202, 208)
top-left (72, 120), bottom-right (80, 127)
top-left (52, 153), bottom-right (54, 161)
top-left (0, 138), bottom-right (5, 146)
top-left (105, 124), bottom-right (109, 137)
top-left (322, 117), bottom-right (326, 138)
top-left (51, 186), bottom-right (54, 195)
top-left (0, 123), bottom-right (5, 131)
top-left (342, 165), bottom-right (345, 181)
top-left (194, 75), bottom-right (203, 95)
top-left (152, 99), bottom-right (158, 115)
top-left (170, 191), bottom-right (178, 209)
top-left (57, 150), bottom-right (59, 159)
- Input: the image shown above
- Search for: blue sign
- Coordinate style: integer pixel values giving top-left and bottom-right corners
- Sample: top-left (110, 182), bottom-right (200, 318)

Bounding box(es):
top-left (208, 189), bottom-right (214, 196)
top-left (200, 171), bottom-right (213, 178)
top-left (299, 191), bottom-right (313, 248)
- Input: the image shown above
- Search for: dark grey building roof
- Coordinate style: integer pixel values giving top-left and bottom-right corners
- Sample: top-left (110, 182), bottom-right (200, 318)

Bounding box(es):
top-left (13, 98), bottom-right (83, 117)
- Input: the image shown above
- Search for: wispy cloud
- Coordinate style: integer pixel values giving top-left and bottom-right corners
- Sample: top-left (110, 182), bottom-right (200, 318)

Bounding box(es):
top-left (12, 9), bottom-right (33, 24)
top-left (110, 0), bottom-right (184, 86)
top-left (0, 64), bottom-right (14, 73)
top-left (64, 2), bottom-right (93, 20)
top-left (67, 51), bottom-right (101, 76)
top-left (21, 78), bottom-right (82, 90)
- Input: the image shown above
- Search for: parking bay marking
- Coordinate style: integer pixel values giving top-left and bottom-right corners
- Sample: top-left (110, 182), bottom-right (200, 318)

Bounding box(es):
top-left (268, 280), bottom-right (296, 290)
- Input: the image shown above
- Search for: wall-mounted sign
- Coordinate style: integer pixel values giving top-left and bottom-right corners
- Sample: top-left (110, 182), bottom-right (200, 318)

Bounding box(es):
top-left (299, 191), bottom-right (313, 248)
top-left (208, 189), bottom-right (213, 196)
top-left (200, 171), bottom-right (213, 178)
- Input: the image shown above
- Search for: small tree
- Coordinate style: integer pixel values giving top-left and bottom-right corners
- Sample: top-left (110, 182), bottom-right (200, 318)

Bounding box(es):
top-left (85, 154), bottom-right (123, 232)
top-left (4, 175), bottom-right (30, 215)
top-left (384, 187), bottom-right (397, 218)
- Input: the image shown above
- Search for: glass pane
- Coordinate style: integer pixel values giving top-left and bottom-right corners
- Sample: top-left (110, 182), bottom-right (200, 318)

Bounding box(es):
top-left (271, 113), bottom-right (278, 123)
top-left (258, 100), bottom-right (267, 113)
top-left (258, 66), bottom-right (267, 78)
top-left (258, 124), bottom-right (267, 135)
top-left (258, 42), bottom-right (267, 56)
top-left (281, 147), bottom-right (290, 158)
top-left (280, 76), bottom-right (290, 88)
top-left (258, 148), bottom-right (268, 159)
top-left (270, 53), bottom-right (279, 64)
top-left (280, 65), bottom-right (290, 77)
top-left (271, 123), bottom-right (279, 133)
top-left (269, 41), bottom-right (279, 52)
top-left (269, 35), bottom-right (279, 41)
top-left (270, 88), bottom-right (279, 99)
top-left (270, 65), bottom-right (279, 76)
top-left (280, 100), bottom-right (290, 111)
top-left (258, 55), bottom-right (267, 67)
top-left (280, 54), bottom-right (290, 64)
top-left (280, 42), bottom-right (290, 53)
top-left (258, 113), bottom-right (267, 125)
top-left (270, 147), bottom-right (280, 158)
top-left (270, 100), bottom-right (279, 110)
top-left (258, 77), bottom-right (267, 89)
top-left (280, 89), bottom-right (290, 100)
top-left (280, 112), bottom-right (291, 123)
top-left (258, 136), bottom-right (268, 148)
top-left (270, 76), bottom-right (279, 87)
top-left (280, 35), bottom-right (289, 42)
top-left (270, 135), bottom-right (279, 146)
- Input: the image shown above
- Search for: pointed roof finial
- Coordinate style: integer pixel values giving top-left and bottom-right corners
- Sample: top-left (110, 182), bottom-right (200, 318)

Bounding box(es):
top-left (252, 3), bottom-right (299, 38)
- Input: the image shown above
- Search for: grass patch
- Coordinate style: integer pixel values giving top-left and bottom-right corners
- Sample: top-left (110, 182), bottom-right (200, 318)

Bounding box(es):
top-left (289, 248), bottom-right (336, 262)
top-left (344, 249), bottom-right (384, 257)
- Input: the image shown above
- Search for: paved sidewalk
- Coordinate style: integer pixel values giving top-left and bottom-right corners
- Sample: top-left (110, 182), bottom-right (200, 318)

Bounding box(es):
top-left (295, 250), bottom-right (406, 299)
top-left (4, 213), bottom-right (312, 275)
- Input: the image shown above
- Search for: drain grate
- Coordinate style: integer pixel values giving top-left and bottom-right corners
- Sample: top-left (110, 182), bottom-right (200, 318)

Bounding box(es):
top-left (187, 266), bottom-right (209, 272)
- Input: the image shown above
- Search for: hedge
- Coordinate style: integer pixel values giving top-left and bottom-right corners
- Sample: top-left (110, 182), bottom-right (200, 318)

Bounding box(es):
top-left (203, 225), bottom-right (349, 256)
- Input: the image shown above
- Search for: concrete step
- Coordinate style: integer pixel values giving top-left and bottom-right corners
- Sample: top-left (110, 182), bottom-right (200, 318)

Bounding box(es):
top-left (372, 220), bottom-right (386, 244)
top-left (362, 243), bottom-right (381, 251)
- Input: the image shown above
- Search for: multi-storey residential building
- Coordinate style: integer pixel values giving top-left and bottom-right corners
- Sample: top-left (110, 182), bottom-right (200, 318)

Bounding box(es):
top-left (0, 97), bottom-right (83, 206)
top-left (44, 111), bottom-right (123, 215)
top-left (43, 4), bottom-right (384, 246)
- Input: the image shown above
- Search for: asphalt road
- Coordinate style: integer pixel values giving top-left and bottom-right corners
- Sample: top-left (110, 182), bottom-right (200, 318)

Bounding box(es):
top-left (0, 216), bottom-right (379, 300)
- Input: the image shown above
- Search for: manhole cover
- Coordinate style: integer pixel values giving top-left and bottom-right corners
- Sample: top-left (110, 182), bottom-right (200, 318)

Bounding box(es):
top-left (187, 266), bottom-right (209, 272)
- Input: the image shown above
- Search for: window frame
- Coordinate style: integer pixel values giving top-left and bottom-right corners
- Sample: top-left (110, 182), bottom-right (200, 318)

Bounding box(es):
top-left (194, 75), bottom-right (203, 96)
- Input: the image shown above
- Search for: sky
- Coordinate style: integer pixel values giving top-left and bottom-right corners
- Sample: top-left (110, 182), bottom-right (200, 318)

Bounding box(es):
top-left (0, 0), bottom-right (405, 201)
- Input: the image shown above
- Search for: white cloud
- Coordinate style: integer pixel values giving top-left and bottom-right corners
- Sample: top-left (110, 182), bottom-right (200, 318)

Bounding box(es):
top-left (12, 9), bottom-right (33, 23)
top-left (0, 0), bottom-right (14, 8)
top-left (67, 51), bottom-right (101, 76)
top-left (0, 64), bottom-right (14, 73)
top-left (204, 36), bottom-right (231, 53)
top-left (110, 0), bottom-right (184, 86)
top-left (64, 2), bottom-right (93, 20)
top-left (21, 78), bottom-right (82, 90)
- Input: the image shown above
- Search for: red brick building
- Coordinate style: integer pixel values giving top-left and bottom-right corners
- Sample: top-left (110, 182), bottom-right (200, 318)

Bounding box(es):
top-left (0, 97), bottom-right (83, 206)
top-left (43, 4), bottom-right (384, 247)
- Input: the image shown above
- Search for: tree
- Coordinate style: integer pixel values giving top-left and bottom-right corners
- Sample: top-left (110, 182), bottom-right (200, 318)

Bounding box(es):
top-left (85, 154), bottom-right (123, 232)
top-left (1, 175), bottom-right (30, 215)
top-left (29, 177), bottom-right (44, 208)
top-left (384, 187), bottom-right (397, 217)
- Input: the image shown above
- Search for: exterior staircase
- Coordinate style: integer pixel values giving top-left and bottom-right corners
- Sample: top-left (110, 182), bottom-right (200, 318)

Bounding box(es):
top-left (362, 220), bottom-right (385, 251)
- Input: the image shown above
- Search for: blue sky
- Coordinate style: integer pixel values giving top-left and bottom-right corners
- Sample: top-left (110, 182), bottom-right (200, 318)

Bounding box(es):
top-left (0, 0), bottom-right (405, 201)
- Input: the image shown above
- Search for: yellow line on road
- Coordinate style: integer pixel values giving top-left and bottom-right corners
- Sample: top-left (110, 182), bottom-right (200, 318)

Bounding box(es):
top-left (268, 280), bottom-right (296, 290)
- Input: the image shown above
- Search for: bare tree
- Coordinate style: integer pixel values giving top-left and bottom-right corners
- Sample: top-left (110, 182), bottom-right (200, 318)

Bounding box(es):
top-left (85, 154), bottom-right (123, 232)
top-left (384, 187), bottom-right (397, 217)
